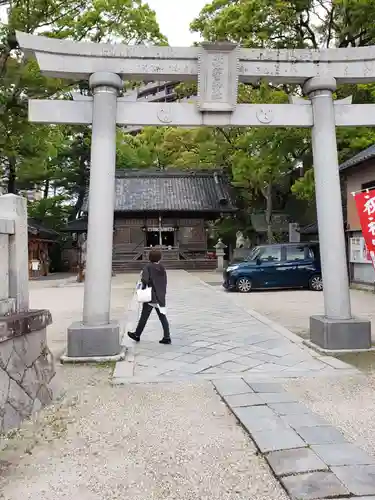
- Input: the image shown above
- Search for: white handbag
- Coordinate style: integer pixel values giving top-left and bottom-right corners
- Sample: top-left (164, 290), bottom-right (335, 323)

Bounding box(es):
top-left (136, 286), bottom-right (152, 303)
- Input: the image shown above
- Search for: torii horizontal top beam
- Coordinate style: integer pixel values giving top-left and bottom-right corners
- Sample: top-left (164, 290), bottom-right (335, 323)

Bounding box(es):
top-left (16, 31), bottom-right (375, 84)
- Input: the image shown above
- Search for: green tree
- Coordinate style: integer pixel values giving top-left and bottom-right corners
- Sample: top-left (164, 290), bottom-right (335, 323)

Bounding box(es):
top-left (116, 126), bottom-right (232, 171)
top-left (191, 0), bottom-right (375, 220)
top-left (28, 195), bottom-right (73, 231)
top-left (192, 0), bottom-right (375, 50)
top-left (0, 0), bottom-right (166, 199)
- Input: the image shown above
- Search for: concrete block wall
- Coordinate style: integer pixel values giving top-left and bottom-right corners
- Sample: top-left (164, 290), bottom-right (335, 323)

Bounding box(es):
top-left (0, 215), bottom-right (16, 316)
top-left (0, 195), bottom-right (29, 313)
top-left (0, 194), bottom-right (55, 435)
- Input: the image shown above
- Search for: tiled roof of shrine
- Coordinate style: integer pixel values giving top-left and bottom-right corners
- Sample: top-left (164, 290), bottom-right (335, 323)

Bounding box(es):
top-left (28, 218), bottom-right (60, 240)
top-left (298, 222), bottom-right (318, 235)
top-left (83, 170), bottom-right (237, 214)
top-left (62, 217), bottom-right (87, 233)
top-left (339, 144), bottom-right (375, 172)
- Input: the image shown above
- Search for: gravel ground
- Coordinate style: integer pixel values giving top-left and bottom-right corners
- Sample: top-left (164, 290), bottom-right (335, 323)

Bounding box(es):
top-left (0, 365), bottom-right (287, 500)
top-left (283, 373), bottom-right (375, 457)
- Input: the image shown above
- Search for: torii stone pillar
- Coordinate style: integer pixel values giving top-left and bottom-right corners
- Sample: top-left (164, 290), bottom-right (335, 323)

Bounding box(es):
top-left (304, 76), bottom-right (371, 350)
top-left (67, 72), bottom-right (122, 359)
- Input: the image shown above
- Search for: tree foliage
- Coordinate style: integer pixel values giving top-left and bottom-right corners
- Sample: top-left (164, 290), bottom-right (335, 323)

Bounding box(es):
top-left (116, 126), bottom-right (233, 171)
top-left (0, 0), bottom-right (166, 215)
top-left (192, 0), bottom-right (375, 50)
top-left (189, 0), bottom-right (375, 238)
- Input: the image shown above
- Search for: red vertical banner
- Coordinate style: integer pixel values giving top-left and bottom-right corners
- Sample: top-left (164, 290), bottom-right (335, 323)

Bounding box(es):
top-left (354, 189), bottom-right (375, 252)
top-left (353, 190), bottom-right (375, 272)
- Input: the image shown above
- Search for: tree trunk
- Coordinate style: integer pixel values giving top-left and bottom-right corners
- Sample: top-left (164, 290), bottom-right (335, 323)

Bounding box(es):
top-left (264, 183), bottom-right (273, 244)
top-left (7, 157), bottom-right (16, 194)
top-left (73, 188), bottom-right (86, 218)
top-left (72, 157), bottom-right (89, 219)
top-left (302, 152), bottom-right (313, 175)
top-left (43, 179), bottom-right (49, 199)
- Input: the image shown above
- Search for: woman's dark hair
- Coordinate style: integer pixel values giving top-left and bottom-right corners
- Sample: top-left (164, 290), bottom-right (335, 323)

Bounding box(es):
top-left (149, 249), bottom-right (162, 263)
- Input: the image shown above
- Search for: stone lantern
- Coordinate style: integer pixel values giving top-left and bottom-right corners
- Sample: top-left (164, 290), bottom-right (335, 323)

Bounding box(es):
top-left (214, 238), bottom-right (227, 272)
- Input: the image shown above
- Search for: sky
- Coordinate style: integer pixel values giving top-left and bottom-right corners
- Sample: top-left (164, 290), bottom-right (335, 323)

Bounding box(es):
top-left (146, 0), bottom-right (207, 46)
top-left (0, 0), bottom-right (206, 45)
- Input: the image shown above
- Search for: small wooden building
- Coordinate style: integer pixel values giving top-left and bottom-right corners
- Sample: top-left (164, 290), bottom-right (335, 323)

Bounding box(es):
top-left (61, 217), bottom-right (88, 275)
top-left (298, 222), bottom-right (319, 242)
top-left (28, 218), bottom-right (60, 278)
top-left (76, 170), bottom-right (236, 271)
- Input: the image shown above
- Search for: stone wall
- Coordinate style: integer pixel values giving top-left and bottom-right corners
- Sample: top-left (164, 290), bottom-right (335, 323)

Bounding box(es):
top-left (0, 194), bottom-right (55, 435)
top-left (0, 310), bottom-right (54, 434)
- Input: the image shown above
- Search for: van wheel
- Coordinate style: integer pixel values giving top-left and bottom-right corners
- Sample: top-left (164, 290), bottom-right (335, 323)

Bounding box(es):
top-left (236, 277), bottom-right (252, 293)
top-left (309, 275), bottom-right (323, 291)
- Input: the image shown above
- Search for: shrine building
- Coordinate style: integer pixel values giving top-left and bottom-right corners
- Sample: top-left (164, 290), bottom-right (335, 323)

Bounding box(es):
top-left (66, 169), bottom-right (236, 271)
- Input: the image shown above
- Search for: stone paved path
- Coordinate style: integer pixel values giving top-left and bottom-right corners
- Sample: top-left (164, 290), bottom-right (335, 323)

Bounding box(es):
top-left (113, 271), bottom-right (356, 383)
top-left (214, 378), bottom-right (375, 499)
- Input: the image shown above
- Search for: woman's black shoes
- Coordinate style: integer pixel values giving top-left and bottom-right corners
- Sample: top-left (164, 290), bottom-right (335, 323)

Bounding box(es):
top-left (159, 337), bottom-right (172, 345)
top-left (127, 332), bottom-right (140, 342)
top-left (128, 331), bottom-right (171, 344)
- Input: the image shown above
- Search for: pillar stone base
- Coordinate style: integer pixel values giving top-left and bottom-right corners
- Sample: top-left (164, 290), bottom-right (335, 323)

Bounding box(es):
top-left (66, 321), bottom-right (121, 358)
top-left (309, 315), bottom-right (371, 351)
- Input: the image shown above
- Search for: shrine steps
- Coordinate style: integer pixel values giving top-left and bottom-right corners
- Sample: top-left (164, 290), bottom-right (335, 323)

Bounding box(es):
top-left (112, 259), bottom-right (217, 272)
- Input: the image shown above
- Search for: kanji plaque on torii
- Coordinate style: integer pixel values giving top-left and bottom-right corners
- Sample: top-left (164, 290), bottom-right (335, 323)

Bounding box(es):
top-left (16, 31), bottom-right (375, 358)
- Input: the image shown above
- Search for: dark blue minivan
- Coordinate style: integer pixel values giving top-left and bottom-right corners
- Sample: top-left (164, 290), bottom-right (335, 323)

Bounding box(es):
top-left (223, 242), bottom-right (322, 293)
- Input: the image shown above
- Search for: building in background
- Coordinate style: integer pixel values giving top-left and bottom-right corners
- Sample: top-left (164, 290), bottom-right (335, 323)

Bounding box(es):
top-left (340, 144), bottom-right (375, 288)
top-left (64, 169), bottom-right (236, 272)
top-left (23, 189), bottom-right (44, 202)
top-left (298, 222), bottom-right (318, 242)
top-left (28, 218), bottom-right (60, 278)
top-left (124, 81), bottom-right (194, 134)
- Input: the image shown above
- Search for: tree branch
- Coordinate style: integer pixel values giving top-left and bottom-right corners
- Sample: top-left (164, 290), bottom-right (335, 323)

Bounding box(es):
top-left (215, 127), bottom-right (234, 146)
top-left (299, 12), bottom-right (318, 49)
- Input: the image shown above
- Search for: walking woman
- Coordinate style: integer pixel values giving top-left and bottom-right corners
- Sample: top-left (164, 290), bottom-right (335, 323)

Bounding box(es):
top-left (127, 249), bottom-right (171, 344)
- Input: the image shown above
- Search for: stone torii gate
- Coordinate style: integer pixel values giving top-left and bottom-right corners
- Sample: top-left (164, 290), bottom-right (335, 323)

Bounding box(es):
top-left (17, 32), bottom-right (375, 359)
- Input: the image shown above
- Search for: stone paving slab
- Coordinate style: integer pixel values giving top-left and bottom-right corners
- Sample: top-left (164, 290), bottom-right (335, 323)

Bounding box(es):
top-left (280, 413), bottom-right (331, 429)
top-left (113, 271), bottom-right (358, 383)
top-left (257, 392), bottom-right (297, 403)
top-left (214, 377), bottom-right (375, 499)
top-left (332, 465), bottom-right (375, 496)
top-left (312, 443), bottom-right (375, 466)
top-left (250, 428), bottom-right (306, 452)
top-left (347, 497), bottom-right (375, 500)
top-left (281, 472), bottom-right (349, 500)
top-left (295, 425), bottom-right (347, 445)
top-left (213, 377), bottom-right (252, 396)
top-left (249, 382), bottom-right (287, 393)
top-left (267, 448), bottom-right (329, 476)
top-left (268, 401), bottom-right (312, 415)
top-left (223, 392), bottom-right (263, 407)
